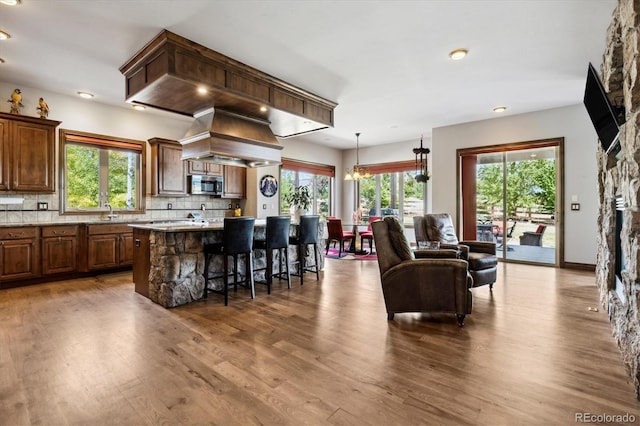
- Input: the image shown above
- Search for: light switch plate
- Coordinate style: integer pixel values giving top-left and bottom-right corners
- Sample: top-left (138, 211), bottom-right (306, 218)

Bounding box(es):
top-left (37, 202), bottom-right (48, 211)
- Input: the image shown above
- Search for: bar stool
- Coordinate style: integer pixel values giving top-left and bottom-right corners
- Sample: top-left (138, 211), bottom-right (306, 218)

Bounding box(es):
top-left (289, 215), bottom-right (320, 285)
top-left (203, 217), bottom-right (255, 305)
top-left (253, 216), bottom-right (291, 294)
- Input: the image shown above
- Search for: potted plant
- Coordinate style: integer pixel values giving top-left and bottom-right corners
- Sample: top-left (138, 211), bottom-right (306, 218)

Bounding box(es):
top-left (287, 185), bottom-right (312, 221)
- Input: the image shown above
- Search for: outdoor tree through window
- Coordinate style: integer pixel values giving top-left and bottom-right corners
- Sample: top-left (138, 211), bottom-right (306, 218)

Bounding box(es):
top-left (60, 130), bottom-right (145, 214)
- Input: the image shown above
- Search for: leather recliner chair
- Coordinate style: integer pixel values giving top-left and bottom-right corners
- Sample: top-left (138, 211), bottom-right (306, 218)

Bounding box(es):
top-left (372, 216), bottom-right (473, 326)
top-left (414, 213), bottom-right (498, 289)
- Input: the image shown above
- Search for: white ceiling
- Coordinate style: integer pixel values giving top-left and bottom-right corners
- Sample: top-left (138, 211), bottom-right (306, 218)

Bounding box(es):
top-left (0, 0), bottom-right (616, 149)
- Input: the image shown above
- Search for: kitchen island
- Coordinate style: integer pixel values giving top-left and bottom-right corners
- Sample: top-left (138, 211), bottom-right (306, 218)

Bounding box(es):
top-left (129, 219), bottom-right (325, 308)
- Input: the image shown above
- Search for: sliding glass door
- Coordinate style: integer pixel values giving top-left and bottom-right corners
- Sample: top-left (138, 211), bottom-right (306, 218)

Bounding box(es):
top-left (459, 139), bottom-right (563, 266)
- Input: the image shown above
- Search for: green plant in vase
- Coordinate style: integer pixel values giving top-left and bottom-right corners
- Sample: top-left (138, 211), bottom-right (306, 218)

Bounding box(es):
top-left (287, 185), bottom-right (312, 221)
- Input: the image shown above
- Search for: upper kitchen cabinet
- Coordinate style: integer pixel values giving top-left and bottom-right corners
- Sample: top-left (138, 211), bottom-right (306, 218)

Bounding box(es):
top-left (0, 112), bottom-right (61, 192)
top-left (149, 138), bottom-right (187, 196)
top-left (187, 160), bottom-right (222, 176)
top-left (223, 165), bottom-right (246, 199)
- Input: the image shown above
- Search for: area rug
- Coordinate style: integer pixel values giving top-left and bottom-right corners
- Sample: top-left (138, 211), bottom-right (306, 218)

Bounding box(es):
top-left (324, 247), bottom-right (377, 261)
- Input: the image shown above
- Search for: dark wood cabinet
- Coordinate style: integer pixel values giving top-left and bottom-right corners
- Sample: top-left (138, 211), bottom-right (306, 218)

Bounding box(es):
top-left (188, 160), bottom-right (223, 176)
top-left (0, 112), bottom-right (60, 192)
top-left (149, 138), bottom-right (187, 196)
top-left (41, 225), bottom-right (78, 275)
top-left (132, 228), bottom-right (151, 297)
top-left (85, 224), bottom-right (133, 271)
top-left (0, 227), bottom-right (39, 281)
top-left (223, 165), bottom-right (246, 199)
top-left (120, 232), bottom-right (134, 266)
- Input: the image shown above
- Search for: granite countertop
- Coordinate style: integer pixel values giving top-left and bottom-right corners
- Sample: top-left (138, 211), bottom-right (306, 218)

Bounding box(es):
top-left (128, 218), bottom-right (269, 232)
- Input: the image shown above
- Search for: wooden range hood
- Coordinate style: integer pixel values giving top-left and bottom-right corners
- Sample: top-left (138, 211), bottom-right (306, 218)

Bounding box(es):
top-left (119, 30), bottom-right (337, 139)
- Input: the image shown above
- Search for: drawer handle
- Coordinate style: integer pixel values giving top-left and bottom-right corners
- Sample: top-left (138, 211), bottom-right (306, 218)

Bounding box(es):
top-left (8, 232), bottom-right (24, 238)
top-left (53, 231), bottom-right (67, 235)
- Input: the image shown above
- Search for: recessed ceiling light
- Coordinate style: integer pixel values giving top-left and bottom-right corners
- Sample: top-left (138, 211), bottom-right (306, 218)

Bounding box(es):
top-left (132, 104), bottom-right (145, 111)
top-left (449, 49), bottom-right (468, 60)
top-left (197, 86), bottom-right (208, 95)
top-left (493, 106), bottom-right (507, 113)
top-left (0, 31), bottom-right (11, 40)
top-left (77, 91), bottom-right (94, 99)
top-left (0, 0), bottom-right (22, 5)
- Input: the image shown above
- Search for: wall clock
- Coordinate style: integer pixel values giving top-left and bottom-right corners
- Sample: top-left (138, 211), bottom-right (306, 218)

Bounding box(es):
top-left (259, 175), bottom-right (278, 197)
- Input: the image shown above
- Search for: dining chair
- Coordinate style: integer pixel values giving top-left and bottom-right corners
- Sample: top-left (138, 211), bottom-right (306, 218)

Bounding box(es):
top-left (326, 218), bottom-right (355, 257)
top-left (359, 215), bottom-right (381, 253)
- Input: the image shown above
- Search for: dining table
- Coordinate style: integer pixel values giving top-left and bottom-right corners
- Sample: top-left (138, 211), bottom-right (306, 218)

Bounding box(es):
top-left (341, 222), bottom-right (371, 254)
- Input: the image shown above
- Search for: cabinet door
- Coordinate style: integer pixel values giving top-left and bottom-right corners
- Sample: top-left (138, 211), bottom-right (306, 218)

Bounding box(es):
top-left (87, 234), bottom-right (119, 270)
top-left (119, 232), bottom-right (134, 266)
top-left (42, 237), bottom-right (77, 275)
top-left (224, 166), bottom-right (246, 198)
top-left (188, 160), bottom-right (206, 175)
top-left (11, 120), bottom-right (55, 192)
top-left (133, 229), bottom-right (151, 297)
top-left (0, 238), bottom-right (39, 281)
top-left (0, 119), bottom-right (8, 191)
top-left (206, 162), bottom-right (223, 175)
top-left (153, 141), bottom-right (187, 195)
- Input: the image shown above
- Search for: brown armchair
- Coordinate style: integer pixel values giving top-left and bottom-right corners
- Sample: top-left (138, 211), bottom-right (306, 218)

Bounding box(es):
top-left (372, 216), bottom-right (473, 326)
top-left (414, 213), bottom-right (498, 289)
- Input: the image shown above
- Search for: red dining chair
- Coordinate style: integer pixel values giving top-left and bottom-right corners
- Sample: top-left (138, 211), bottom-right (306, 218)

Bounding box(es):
top-left (326, 218), bottom-right (355, 257)
top-left (359, 216), bottom-right (381, 253)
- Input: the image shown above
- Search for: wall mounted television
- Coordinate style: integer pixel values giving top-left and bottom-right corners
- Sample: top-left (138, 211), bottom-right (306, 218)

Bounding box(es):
top-left (583, 62), bottom-right (625, 155)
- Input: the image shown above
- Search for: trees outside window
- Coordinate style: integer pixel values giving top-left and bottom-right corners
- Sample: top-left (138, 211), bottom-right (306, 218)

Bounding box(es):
top-left (280, 160), bottom-right (333, 219)
top-left (60, 130), bottom-right (145, 214)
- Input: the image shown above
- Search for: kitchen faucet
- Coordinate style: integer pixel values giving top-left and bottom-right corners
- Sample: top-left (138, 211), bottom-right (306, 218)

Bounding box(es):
top-left (105, 202), bottom-right (118, 221)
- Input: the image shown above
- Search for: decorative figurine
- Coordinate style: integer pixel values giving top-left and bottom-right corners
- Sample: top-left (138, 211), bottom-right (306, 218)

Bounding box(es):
top-left (8, 88), bottom-right (23, 114)
top-left (37, 97), bottom-right (49, 118)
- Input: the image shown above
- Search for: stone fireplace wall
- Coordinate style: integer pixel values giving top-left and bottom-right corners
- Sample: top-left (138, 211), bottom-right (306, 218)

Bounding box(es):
top-left (597, 0), bottom-right (640, 398)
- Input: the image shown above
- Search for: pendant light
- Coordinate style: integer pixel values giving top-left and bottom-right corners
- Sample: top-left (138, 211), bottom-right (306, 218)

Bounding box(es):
top-left (344, 132), bottom-right (371, 180)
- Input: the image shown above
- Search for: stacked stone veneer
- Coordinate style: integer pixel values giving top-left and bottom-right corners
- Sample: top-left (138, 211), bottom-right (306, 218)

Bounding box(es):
top-left (597, 0), bottom-right (640, 399)
top-left (147, 224), bottom-right (325, 308)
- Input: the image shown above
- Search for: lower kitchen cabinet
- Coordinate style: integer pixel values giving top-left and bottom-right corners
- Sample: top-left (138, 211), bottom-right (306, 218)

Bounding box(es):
top-left (132, 228), bottom-right (151, 297)
top-left (0, 227), bottom-right (40, 281)
top-left (0, 223), bottom-right (135, 288)
top-left (41, 225), bottom-right (78, 275)
top-left (84, 223), bottom-right (134, 271)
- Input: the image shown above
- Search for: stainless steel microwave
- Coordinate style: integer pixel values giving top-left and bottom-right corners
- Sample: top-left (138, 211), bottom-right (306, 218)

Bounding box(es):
top-left (189, 175), bottom-right (223, 196)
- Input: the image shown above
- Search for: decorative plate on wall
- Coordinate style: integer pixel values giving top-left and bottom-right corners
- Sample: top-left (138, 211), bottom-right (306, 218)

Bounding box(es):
top-left (259, 175), bottom-right (278, 197)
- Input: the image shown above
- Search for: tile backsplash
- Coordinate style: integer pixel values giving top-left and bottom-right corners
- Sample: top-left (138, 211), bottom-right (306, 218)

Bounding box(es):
top-left (0, 193), bottom-right (243, 224)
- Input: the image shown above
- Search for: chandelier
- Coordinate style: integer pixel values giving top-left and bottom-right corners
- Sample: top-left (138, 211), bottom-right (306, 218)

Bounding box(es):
top-left (344, 132), bottom-right (371, 180)
top-left (413, 135), bottom-right (430, 183)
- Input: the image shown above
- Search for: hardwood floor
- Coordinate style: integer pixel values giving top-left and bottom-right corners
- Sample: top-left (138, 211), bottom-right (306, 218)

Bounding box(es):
top-left (1, 260), bottom-right (639, 425)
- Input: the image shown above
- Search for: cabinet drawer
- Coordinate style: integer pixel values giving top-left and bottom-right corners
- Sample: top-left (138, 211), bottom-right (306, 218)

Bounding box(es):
top-left (87, 224), bottom-right (131, 235)
top-left (0, 227), bottom-right (37, 240)
top-left (42, 225), bottom-right (78, 238)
